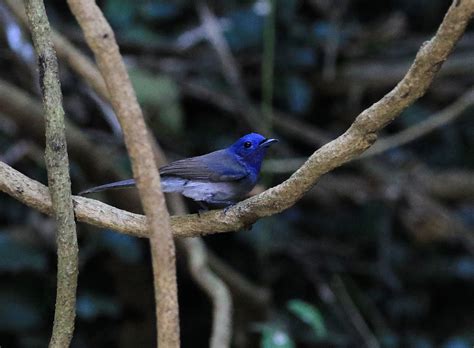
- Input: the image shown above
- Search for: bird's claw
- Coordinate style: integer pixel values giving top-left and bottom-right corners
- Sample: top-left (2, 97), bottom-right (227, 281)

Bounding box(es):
top-left (222, 202), bottom-right (236, 215)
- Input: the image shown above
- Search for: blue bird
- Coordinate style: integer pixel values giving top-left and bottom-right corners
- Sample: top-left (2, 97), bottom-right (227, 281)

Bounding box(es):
top-left (80, 133), bottom-right (278, 207)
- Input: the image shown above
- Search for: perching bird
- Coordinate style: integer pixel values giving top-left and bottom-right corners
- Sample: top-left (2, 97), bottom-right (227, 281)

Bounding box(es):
top-left (80, 133), bottom-right (278, 207)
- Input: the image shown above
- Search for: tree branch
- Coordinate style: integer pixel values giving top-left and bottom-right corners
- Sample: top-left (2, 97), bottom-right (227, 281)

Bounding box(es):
top-left (182, 238), bottom-right (233, 348)
top-left (196, 1), bottom-right (266, 133)
top-left (65, 0), bottom-right (179, 346)
top-left (1, 0), bottom-right (473, 242)
top-left (23, 0), bottom-right (78, 346)
top-left (4, 0), bottom-right (109, 101)
top-left (155, 147), bottom-right (233, 348)
top-left (172, 0), bottom-right (474, 235)
top-left (363, 86), bottom-right (474, 157)
top-left (0, 79), bottom-right (126, 181)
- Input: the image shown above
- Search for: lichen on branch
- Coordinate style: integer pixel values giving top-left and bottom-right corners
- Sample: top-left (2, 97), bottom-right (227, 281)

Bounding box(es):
top-left (23, 0), bottom-right (79, 347)
top-left (0, 0), bottom-right (472, 241)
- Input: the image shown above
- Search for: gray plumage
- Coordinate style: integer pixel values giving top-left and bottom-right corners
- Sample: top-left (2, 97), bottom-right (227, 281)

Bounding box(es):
top-left (79, 133), bottom-right (278, 206)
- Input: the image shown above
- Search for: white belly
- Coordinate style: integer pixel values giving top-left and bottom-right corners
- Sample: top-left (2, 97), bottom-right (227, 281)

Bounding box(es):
top-left (161, 177), bottom-right (238, 202)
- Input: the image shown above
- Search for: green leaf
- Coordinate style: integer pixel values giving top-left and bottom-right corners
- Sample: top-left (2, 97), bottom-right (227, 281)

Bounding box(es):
top-left (287, 299), bottom-right (328, 339)
top-left (261, 327), bottom-right (295, 348)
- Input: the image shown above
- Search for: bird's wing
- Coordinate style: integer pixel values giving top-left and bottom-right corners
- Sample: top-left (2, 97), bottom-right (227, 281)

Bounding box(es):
top-left (159, 150), bottom-right (248, 182)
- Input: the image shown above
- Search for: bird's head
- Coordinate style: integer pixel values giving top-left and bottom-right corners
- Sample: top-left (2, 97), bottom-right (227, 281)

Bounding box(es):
top-left (228, 133), bottom-right (278, 172)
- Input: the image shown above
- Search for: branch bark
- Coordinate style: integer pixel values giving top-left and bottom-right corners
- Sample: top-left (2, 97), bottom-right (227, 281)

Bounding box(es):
top-left (363, 86), bottom-right (474, 157)
top-left (0, 79), bottom-right (125, 182)
top-left (162, 164), bottom-right (233, 347)
top-left (4, 0), bottom-right (109, 101)
top-left (1, 0), bottom-right (473, 241)
top-left (182, 238), bottom-right (233, 348)
top-left (1, 5), bottom-right (471, 345)
top-left (23, 0), bottom-right (78, 346)
top-left (65, 0), bottom-right (179, 347)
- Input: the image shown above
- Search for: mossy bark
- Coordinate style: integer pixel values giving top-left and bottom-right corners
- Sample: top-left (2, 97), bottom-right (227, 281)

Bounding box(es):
top-left (24, 0), bottom-right (79, 347)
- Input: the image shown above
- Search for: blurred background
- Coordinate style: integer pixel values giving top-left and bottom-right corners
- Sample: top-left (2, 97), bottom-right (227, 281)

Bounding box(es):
top-left (0, 0), bottom-right (473, 347)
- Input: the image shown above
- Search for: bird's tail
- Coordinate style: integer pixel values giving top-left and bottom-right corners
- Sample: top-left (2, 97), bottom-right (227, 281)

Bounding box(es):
top-left (79, 179), bottom-right (136, 195)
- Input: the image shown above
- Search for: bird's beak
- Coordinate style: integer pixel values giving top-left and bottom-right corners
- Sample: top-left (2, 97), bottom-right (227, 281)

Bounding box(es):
top-left (259, 138), bottom-right (279, 148)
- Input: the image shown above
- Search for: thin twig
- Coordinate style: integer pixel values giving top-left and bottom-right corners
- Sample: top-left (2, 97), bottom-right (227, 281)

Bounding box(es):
top-left (332, 275), bottom-right (380, 348)
top-left (0, 79), bottom-right (127, 181)
top-left (4, 0), bottom-right (110, 101)
top-left (362, 86), bottom-right (474, 157)
top-left (196, 1), bottom-right (267, 133)
top-left (0, 140), bottom-right (42, 166)
top-left (417, 168), bottom-right (474, 201)
top-left (66, 1), bottom-right (179, 347)
top-left (179, 79), bottom-right (330, 146)
top-left (23, 0), bottom-right (78, 346)
top-left (207, 251), bottom-right (271, 308)
top-left (182, 238), bottom-right (233, 348)
top-left (335, 50), bottom-right (474, 91)
top-left (261, 0), bottom-right (276, 127)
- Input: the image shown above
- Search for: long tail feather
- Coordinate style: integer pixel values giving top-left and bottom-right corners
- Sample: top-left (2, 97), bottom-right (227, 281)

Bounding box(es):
top-left (79, 179), bottom-right (136, 195)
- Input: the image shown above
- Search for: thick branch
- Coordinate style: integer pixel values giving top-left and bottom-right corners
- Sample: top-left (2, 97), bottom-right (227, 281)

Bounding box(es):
top-left (65, 0), bottom-right (179, 346)
top-left (0, 0), bottom-right (473, 240)
top-left (23, 0), bottom-right (78, 347)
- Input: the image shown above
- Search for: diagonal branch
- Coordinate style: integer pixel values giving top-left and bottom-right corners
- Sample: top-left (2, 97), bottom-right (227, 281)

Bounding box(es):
top-left (362, 86), bottom-right (474, 157)
top-left (23, 0), bottom-right (78, 346)
top-left (0, 1), bottom-right (472, 239)
top-left (4, 0), bottom-right (109, 101)
top-left (196, 1), bottom-right (266, 133)
top-left (168, 0), bottom-right (474, 235)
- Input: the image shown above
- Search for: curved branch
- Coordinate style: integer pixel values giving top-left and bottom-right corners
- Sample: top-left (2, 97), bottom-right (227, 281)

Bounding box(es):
top-left (182, 238), bottom-right (233, 348)
top-left (171, 0), bottom-right (474, 235)
top-left (0, 0), bottom-right (473, 240)
top-left (363, 86), bottom-right (474, 157)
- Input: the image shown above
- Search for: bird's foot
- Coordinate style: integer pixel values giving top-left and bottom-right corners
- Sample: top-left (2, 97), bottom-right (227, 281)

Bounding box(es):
top-left (197, 201), bottom-right (209, 217)
top-left (221, 202), bottom-right (237, 215)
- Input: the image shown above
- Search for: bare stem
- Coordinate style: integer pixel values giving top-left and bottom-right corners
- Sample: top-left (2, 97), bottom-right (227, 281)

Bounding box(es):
top-left (66, 0), bottom-right (180, 346)
top-left (362, 86), bottom-right (474, 157)
top-left (23, 0), bottom-right (78, 346)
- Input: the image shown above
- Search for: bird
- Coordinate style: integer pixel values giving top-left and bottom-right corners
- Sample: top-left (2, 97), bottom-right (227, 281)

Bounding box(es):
top-left (79, 133), bottom-right (278, 207)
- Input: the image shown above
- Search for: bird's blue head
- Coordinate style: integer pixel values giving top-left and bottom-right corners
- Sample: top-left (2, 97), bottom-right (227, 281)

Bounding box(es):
top-left (227, 133), bottom-right (278, 173)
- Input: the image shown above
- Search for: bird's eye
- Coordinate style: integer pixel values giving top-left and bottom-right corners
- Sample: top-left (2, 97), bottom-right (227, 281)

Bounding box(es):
top-left (243, 141), bottom-right (252, 149)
